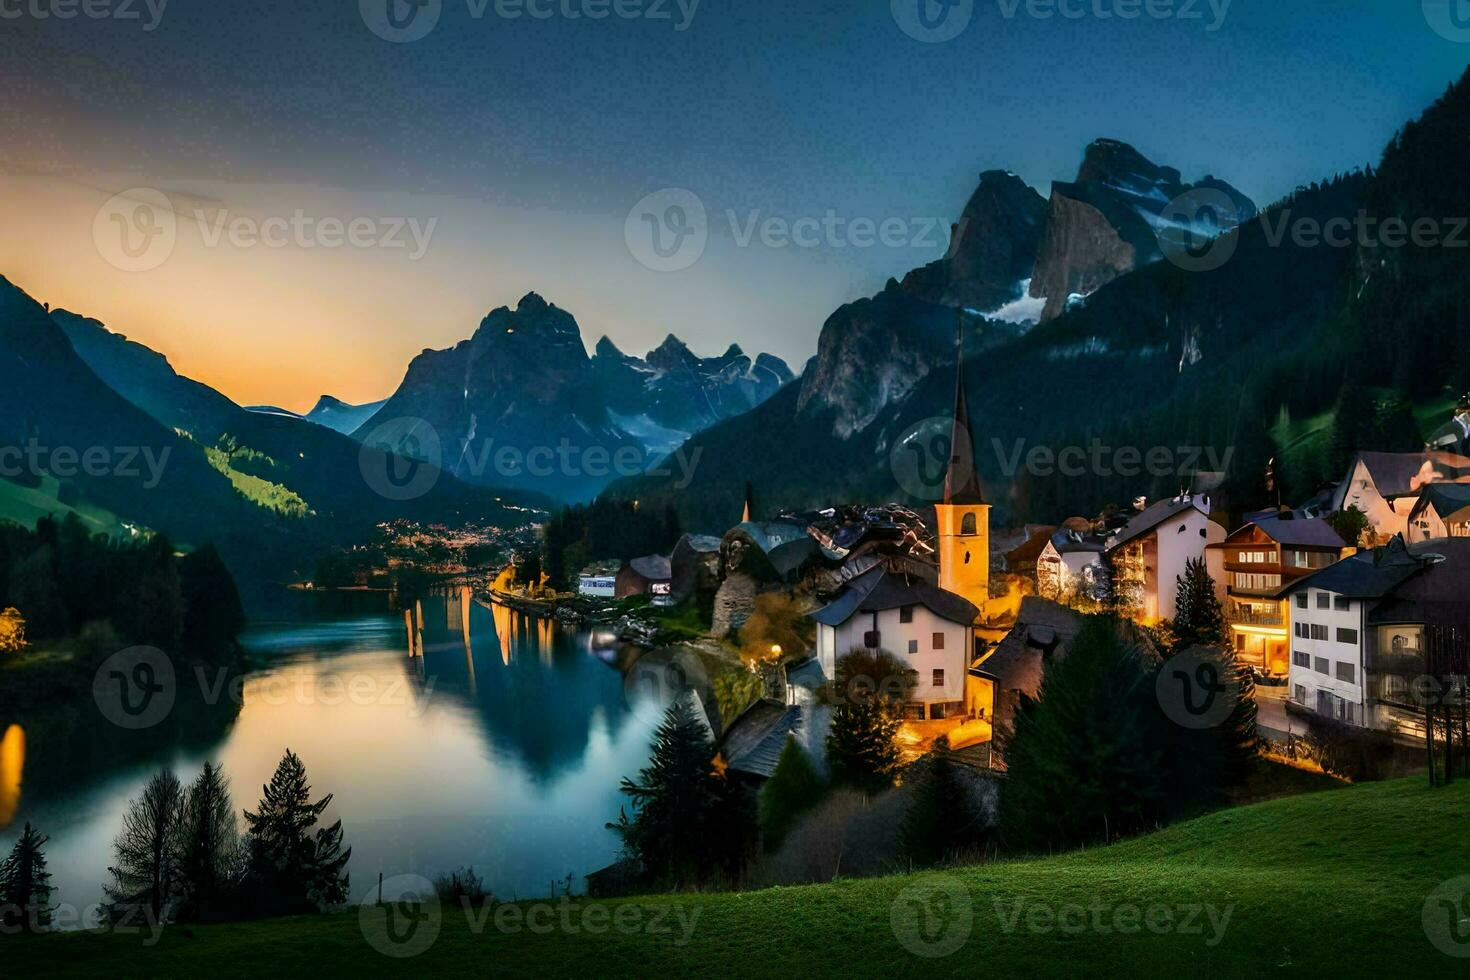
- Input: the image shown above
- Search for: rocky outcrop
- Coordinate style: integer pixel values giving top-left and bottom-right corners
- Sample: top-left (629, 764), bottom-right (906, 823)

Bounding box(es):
top-left (901, 170), bottom-right (1048, 312)
top-left (1029, 139), bottom-right (1256, 320)
top-left (795, 281), bottom-right (958, 440)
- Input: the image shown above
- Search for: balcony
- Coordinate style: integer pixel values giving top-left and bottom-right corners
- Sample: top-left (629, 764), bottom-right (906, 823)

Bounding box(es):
top-left (1227, 604), bottom-right (1284, 627)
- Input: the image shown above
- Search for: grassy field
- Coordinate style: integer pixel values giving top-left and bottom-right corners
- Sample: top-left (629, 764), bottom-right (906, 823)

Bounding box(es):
top-left (0, 474), bottom-right (129, 538)
top-left (11, 777), bottom-right (1468, 977)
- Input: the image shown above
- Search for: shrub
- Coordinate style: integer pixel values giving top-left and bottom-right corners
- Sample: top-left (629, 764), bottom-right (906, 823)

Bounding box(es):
top-left (1303, 715), bottom-right (1400, 782)
top-left (0, 608), bottom-right (26, 654)
top-left (433, 866), bottom-right (492, 908)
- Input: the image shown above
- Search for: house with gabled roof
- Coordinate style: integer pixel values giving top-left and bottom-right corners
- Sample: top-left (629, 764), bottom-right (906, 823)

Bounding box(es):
top-left (1105, 493), bottom-right (1225, 625)
top-left (1207, 513), bottom-right (1346, 677)
top-left (1331, 450), bottom-right (1470, 543)
top-left (1406, 482), bottom-right (1470, 543)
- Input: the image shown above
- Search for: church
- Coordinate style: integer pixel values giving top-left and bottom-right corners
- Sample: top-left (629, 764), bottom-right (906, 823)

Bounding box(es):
top-left (809, 332), bottom-right (993, 724)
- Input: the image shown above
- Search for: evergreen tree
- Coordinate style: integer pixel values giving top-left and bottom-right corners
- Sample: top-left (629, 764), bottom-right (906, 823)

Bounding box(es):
top-left (757, 735), bottom-right (826, 851)
top-left (104, 769), bottom-right (185, 926)
top-left (176, 762), bottom-right (245, 923)
top-left (899, 736), bottom-right (985, 867)
top-left (1172, 557), bottom-right (1226, 651)
top-left (825, 649), bottom-right (911, 794)
top-left (610, 695), bottom-right (754, 887)
top-left (1000, 618), bottom-right (1166, 851)
top-left (179, 545), bottom-right (246, 664)
top-left (0, 823), bottom-right (54, 933)
top-left (1158, 646), bottom-right (1262, 816)
top-left (243, 750), bottom-right (351, 914)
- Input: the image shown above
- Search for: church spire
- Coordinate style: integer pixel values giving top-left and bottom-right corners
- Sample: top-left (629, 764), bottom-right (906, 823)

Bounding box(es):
top-left (943, 313), bottom-right (985, 506)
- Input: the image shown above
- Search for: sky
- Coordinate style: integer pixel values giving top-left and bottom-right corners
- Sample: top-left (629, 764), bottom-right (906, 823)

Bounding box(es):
top-left (1, 0), bottom-right (1466, 412)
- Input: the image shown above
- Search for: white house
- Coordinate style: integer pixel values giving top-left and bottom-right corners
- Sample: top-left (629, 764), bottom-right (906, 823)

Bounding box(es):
top-left (1281, 536), bottom-right (1467, 737)
top-left (1331, 451), bottom-right (1470, 542)
top-left (577, 561), bottom-right (620, 597)
top-left (1406, 483), bottom-right (1470, 542)
top-left (1036, 529), bottom-right (1107, 602)
top-left (811, 563), bottom-right (980, 721)
top-left (1105, 493), bottom-right (1226, 625)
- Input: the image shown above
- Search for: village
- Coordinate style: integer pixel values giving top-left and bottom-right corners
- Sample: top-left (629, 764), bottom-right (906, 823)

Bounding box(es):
top-left (513, 350), bottom-right (1470, 791)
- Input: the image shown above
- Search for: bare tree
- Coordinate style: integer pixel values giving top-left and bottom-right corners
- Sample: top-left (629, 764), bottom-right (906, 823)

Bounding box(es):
top-left (104, 769), bottom-right (185, 926)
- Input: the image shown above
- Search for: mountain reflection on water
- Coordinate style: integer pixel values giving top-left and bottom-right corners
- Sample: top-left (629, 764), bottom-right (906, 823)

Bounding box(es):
top-left (0, 592), bottom-right (660, 916)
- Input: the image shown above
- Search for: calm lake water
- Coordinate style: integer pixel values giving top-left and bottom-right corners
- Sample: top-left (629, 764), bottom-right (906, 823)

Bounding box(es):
top-left (0, 592), bottom-right (661, 921)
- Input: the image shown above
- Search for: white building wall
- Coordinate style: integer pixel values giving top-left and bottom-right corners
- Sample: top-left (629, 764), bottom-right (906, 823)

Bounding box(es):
top-left (1153, 508), bottom-right (1226, 622)
top-left (1286, 587), bottom-right (1367, 726)
top-left (816, 605), bottom-right (968, 706)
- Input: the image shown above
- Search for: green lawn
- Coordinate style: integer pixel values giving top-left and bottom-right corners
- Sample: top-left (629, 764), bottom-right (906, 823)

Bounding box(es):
top-left (11, 777), bottom-right (1469, 977)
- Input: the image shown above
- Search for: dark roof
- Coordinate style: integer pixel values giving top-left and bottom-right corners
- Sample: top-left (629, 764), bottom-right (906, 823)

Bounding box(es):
top-left (1411, 483), bottom-right (1470, 522)
top-left (721, 700), bottom-right (806, 779)
top-left (785, 657), bottom-right (826, 692)
top-left (1005, 526), bottom-right (1056, 568)
top-left (1106, 495), bottom-right (1209, 551)
top-left (674, 533), bottom-right (722, 555)
top-left (1250, 514), bottom-right (1345, 549)
top-left (627, 555), bottom-right (672, 581)
top-left (1049, 528), bottom-right (1107, 555)
top-left (1366, 539), bottom-right (1470, 626)
top-left (980, 597), bottom-right (1084, 699)
top-left (809, 566), bottom-right (979, 628)
top-left (1351, 451), bottom-right (1470, 499)
top-left (1276, 537), bottom-right (1426, 599)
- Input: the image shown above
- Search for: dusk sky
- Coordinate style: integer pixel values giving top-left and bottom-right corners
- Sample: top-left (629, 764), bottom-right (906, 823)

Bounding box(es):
top-left (2, 1), bottom-right (1465, 411)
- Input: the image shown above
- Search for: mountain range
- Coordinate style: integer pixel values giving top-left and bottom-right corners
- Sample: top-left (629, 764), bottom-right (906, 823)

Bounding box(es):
top-left (352, 293), bottom-right (792, 500)
top-left (604, 71), bottom-right (1470, 533)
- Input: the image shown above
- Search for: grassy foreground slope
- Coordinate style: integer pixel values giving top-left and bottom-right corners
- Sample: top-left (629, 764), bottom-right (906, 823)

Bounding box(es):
top-left (15, 778), bottom-right (1469, 977)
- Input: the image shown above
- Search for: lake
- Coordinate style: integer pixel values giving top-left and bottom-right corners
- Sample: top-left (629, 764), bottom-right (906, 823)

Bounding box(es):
top-left (0, 591), bottom-right (663, 922)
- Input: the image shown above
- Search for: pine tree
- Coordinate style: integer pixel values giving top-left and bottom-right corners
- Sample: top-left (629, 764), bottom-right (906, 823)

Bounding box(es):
top-left (104, 769), bottom-right (185, 926)
top-left (610, 695), bottom-right (755, 887)
top-left (176, 762), bottom-right (244, 923)
top-left (1000, 617), bottom-right (1166, 851)
top-left (1172, 557), bottom-right (1226, 651)
top-left (825, 649), bottom-right (911, 794)
top-left (1159, 646), bottom-right (1262, 815)
top-left (243, 750), bottom-right (351, 914)
top-left (757, 735), bottom-right (826, 851)
top-left (899, 736), bottom-right (985, 867)
top-left (0, 823), bottom-right (54, 933)
top-left (179, 545), bottom-right (246, 664)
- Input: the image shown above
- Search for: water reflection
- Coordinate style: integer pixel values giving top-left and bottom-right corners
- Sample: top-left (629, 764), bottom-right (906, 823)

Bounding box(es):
top-left (0, 724), bottom-right (23, 829)
top-left (0, 595), bottom-right (656, 913)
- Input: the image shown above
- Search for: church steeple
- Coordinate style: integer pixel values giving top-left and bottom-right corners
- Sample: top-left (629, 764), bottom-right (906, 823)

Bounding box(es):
top-left (943, 316), bottom-right (985, 506)
top-left (933, 312), bottom-right (989, 620)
